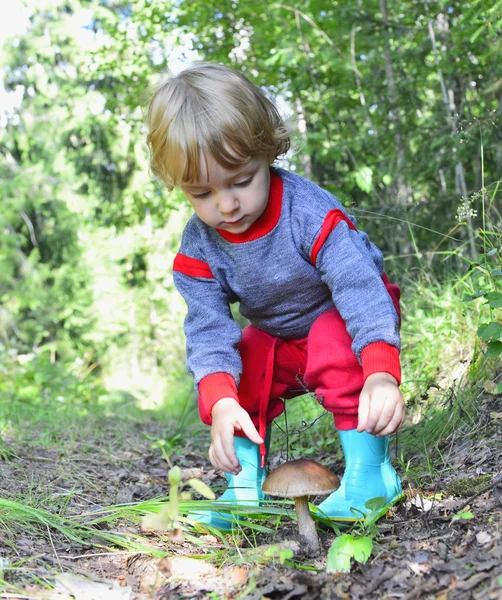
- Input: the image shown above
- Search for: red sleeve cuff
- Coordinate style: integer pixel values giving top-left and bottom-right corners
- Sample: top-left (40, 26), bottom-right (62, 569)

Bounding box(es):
top-left (198, 372), bottom-right (239, 416)
top-left (360, 342), bottom-right (401, 385)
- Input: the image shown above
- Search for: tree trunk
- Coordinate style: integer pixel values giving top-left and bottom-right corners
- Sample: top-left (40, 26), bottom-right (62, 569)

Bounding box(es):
top-left (379, 0), bottom-right (411, 206)
top-left (426, 11), bottom-right (477, 260)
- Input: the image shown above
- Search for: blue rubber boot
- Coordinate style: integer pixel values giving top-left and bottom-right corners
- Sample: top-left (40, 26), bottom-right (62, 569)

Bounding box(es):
top-left (318, 430), bottom-right (404, 521)
top-left (190, 432), bottom-right (269, 531)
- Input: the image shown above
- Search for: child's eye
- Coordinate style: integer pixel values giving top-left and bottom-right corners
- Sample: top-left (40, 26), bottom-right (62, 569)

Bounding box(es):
top-left (234, 176), bottom-right (253, 188)
top-left (192, 191), bottom-right (211, 199)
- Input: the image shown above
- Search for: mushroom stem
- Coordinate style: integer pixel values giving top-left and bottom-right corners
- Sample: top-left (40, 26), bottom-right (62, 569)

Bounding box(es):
top-left (294, 496), bottom-right (320, 557)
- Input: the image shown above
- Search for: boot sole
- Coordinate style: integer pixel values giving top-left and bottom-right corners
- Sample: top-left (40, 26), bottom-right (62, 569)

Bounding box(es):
top-left (319, 491), bottom-right (406, 523)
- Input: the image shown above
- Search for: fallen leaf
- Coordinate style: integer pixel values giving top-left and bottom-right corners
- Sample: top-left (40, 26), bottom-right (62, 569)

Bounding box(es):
top-left (475, 531), bottom-right (492, 545)
top-left (167, 528), bottom-right (185, 543)
top-left (52, 573), bottom-right (131, 600)
top-left (490, 412), bottom-right (502, 420)
top-left (483, 380), bottom-right (499, 395)
top-left (229, 566), bottom-right (248, 585)
top-left (407, 494), bottom-right (434, 512)
top-left (158, 557), bottom-right (216, 580)
top-left (407, 562), bottom-right (429, 576)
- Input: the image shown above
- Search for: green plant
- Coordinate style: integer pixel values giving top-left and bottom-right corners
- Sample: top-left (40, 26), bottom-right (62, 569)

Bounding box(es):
top-left (451, 508), bottom-right (474, 523)
top-left (325, 496), bottom-right (392, 573)
top-left (141, 465), bottom-right (215, 534)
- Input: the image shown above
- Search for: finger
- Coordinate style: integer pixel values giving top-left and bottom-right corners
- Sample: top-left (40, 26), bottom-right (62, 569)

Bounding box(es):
top-left (372, 399), bottom-right (399, 435)
top-left (376, 403), bottom-right (404, 437)
top-left (208, 445), bottom-right (216, 468)
top-left (363, 396), bottom-right (386, 434)
top-left (237, 413), bottom-right (264, 445)
top-left (220, 426), bottom-right (241, 471)
top-left (357, 390), bottom-right (371, 432)
top-left (212, 436), bottom-right (239, 474)
top-left (399, 404), bottom-right (406, 429)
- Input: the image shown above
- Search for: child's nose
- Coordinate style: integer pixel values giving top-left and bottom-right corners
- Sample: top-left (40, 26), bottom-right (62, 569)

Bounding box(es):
top-left (217, 191), bottom-right (239, 214)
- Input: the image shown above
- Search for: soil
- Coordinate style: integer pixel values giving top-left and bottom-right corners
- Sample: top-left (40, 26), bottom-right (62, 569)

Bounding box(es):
top-left (0, 393), bottom-right (501, 600)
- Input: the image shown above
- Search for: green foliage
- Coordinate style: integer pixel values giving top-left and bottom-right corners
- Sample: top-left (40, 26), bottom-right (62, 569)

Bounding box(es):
top-left (451, 509), bottom-right (474, 522)
top-left (141, 466), bottom-right (215, 533)
top-left (327, 533), bottom-right (373, 573)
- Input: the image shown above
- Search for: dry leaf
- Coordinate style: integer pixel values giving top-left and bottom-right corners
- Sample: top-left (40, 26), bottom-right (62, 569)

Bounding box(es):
top-left (407, 494), bottom-right (434, 512)
top-left (158, 557), bottom-right (216, 580)
top-left (229, 566), bottom-right (249, 585)
top-left (490, 411), bottom-right (502, 420)
top-left (407, 562), bottom-right (429, 576)
top-left (167, 527), bottom-right (185, 543)
top-left (475, 531), bottom-right (492, 545)
top-left (52, 573), bottom-right (132, 600)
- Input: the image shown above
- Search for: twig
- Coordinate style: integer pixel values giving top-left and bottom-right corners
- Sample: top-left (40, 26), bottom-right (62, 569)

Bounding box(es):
top-left (19, 210), bottom-right (39, 249)
top-left (65, 550), bottom-right (147, 560)
top-left (46, 523), bottom-right (63, 572)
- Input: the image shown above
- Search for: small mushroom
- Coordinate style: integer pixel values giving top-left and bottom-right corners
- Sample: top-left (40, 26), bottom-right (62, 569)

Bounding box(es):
top-left (262, 459), bottom-right (340, 557)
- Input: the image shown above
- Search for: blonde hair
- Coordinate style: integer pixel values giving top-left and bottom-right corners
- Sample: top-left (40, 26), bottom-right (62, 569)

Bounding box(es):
top-left (145, 63), bottom-right (290, 190)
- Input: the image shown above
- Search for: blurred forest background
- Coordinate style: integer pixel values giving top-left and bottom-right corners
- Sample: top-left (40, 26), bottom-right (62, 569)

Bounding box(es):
top-left (0, 0), bottom-right (501, 434)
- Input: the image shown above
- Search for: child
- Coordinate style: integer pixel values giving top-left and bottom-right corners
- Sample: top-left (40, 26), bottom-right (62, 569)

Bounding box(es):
top-left (146, 63), bottom-right (405, 529)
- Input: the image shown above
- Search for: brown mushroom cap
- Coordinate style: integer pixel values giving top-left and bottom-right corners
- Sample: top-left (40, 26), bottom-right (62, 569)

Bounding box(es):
top-left (262, 459), bottom-right (340, 497)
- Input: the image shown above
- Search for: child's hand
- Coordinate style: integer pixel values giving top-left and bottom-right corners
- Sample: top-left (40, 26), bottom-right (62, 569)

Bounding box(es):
top-left (357, 372), bottom-right (405, 437)
top-left (209, 397), bottom-right (264, 475)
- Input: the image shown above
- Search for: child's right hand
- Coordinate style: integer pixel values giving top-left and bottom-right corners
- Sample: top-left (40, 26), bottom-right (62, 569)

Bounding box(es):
top-left (209, 397), bottom-right (264, 474)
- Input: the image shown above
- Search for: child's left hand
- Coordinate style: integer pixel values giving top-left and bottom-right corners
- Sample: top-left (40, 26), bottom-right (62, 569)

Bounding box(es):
top-left (357, 372), bottom-right (405, 436)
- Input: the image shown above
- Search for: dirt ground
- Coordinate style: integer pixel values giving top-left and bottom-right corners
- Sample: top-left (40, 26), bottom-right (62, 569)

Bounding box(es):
top-left (0, 393), bottom-right (501, 600)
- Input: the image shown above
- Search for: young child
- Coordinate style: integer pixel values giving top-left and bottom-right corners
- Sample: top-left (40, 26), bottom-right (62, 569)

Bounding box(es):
top-left (146, 63), bottom-right (405, 529)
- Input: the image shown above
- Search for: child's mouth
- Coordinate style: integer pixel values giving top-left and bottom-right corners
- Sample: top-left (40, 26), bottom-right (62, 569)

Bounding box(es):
top-left (222, 216), bottom-right (246, 226)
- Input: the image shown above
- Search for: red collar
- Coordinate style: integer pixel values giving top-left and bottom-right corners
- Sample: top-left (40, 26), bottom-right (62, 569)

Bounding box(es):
top-left (216, 171), bottom-right (283, 243)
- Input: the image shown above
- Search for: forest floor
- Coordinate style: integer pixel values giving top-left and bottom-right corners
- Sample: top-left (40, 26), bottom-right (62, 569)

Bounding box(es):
top-left (0, 389), bottom-right (501, 600)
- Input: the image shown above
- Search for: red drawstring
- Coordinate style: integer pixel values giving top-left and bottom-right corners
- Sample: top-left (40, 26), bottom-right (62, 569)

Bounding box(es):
top-left (259, 338), bottom-right (278, 468)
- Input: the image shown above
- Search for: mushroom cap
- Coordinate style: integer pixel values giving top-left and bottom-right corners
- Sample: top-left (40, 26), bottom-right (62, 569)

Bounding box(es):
top-left (262, 459), bottom-right (340, 497)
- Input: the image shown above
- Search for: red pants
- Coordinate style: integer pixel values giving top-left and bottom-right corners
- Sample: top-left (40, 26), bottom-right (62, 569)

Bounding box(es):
top-left (199, 278), bottom-right (400, 436)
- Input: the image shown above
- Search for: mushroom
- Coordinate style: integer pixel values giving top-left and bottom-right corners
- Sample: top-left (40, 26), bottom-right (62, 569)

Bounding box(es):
top-left (262, 459), bottom-right (340, 557)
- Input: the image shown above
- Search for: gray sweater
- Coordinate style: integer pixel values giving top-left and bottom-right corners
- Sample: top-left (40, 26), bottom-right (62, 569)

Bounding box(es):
top-left (173, 168), bottom-right (400, 390)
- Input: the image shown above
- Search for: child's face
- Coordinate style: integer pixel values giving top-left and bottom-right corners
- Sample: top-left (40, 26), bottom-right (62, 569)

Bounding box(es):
top-left (181, 153), bottom-right (271, 233)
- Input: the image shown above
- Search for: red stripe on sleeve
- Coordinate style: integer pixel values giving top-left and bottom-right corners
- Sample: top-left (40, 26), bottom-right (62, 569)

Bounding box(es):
top-left (173, 253), bottom-right (215, 279)
top-left (198, 372), bottom-right (239, 416)
top-left (360, 342), bottom-right (401, 385)
top-left (310, 209), bottom-right (357, 266)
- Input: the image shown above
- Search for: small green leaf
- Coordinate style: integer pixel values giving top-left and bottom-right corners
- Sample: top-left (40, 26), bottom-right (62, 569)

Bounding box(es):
top-left (498, 381), bottom-right (502, 393)
top-left (327, 534), bottom-right (353, 572)
top-left (351, 536), bottom-right (373, 563)
top-left (187, 478), bottom-right (216, 500)
top-left (491, 269), bottom-right (502, 277)
top-left (486, 341), bottom-right (502, 358)
top-left (364, 496), bottom-right (387, 511)
top-left (382, 174), bottom-right (392, 185)
top-left (452, 509), bottom-right (474, 522)
top-left (478, 322), bottom-right (502, 340)
top-left (489, 296), bottom-right (502, 309)
top-left (327, 534), bottom-right (373, 573)
top-left (462, 291), bottom-right (486, 302)
top-left (486, 248), bottom-right (498, 257)
top-left (279, 549), bottom-right (294, 564)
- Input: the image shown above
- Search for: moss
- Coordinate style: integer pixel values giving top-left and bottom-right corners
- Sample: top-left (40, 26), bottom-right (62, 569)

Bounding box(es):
top-left (446, 475), bottom-right (491, 498)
